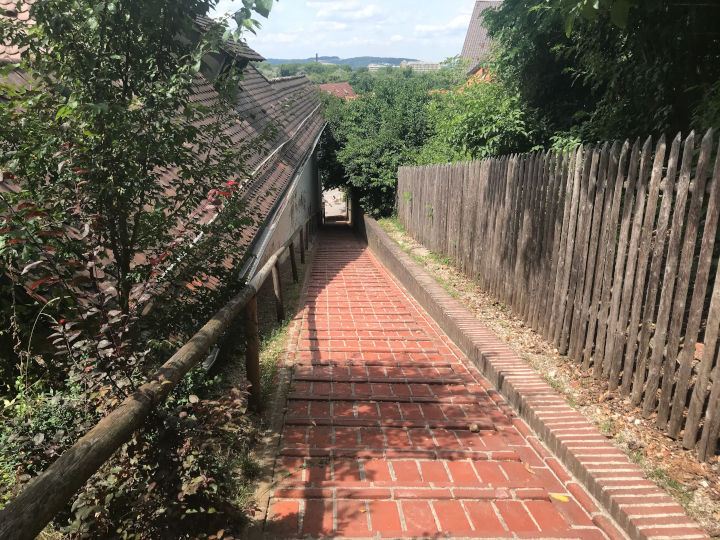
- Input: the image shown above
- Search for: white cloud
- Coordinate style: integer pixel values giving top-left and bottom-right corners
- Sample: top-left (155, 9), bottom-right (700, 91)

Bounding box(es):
top-left (390, 34), bottom-right (404, 42)
top-left (414, 14), bottom-right (471, 38)
top-left (307, 1), bottom-right (382, 21)
top-left (254, 32), bottom-right (300, 44)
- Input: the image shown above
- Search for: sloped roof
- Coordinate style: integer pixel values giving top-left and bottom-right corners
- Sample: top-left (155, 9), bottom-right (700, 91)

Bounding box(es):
top-left (0, 0), bottom-right (32, 64)
top-left (318, 82), bottom-right (358, 100)
top-left (0, 7), bottom-right (324, 298)
top-left (461, 0), bottom-right (501, 74)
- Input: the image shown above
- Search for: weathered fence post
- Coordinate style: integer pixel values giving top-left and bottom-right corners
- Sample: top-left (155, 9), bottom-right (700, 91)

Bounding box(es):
top-left (289, 242), bottom-right (299, 283)
top-left (299, 228), bottom-right (306, 264)
top-left (272, 261), bottom-right (284, 322)
top-left (244, 295), bottom-right (261, 411)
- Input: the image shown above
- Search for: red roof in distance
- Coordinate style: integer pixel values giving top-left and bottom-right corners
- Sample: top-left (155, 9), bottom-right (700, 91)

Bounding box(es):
top-left (317, 82), bottom-right (358, 101)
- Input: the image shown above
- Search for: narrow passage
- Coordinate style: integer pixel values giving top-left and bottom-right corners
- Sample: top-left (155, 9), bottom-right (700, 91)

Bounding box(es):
top-left (266, 226), bottom-right (615, 539)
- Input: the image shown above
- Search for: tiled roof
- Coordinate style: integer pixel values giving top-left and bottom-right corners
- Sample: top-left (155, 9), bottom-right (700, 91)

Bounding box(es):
top-left (0, 8), bottom-right (264, 64)
top-left (0, 7), bottom-right (325, 298)
top-left (461, 0), bottom-right (501, 74)
top-left (195, 15), bottom-right (265, 62)
top-left (0, 0), bottom-right (32, 64)
top-left (318, 82), bottom-right (358, 100)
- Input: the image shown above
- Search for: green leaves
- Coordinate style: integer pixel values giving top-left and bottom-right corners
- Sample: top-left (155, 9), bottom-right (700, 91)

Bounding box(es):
top-left (254, 0), bottom-right (274, 18)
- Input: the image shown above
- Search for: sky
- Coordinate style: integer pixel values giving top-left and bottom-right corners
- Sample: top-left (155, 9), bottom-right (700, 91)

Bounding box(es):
top-left (212, 1), bottom-right (478, 62)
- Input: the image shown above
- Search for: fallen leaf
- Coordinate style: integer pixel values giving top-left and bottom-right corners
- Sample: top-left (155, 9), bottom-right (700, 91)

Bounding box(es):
top-left (550, 494), bottom-right (569, 502)
top-left (524, 463), bottom-right (536, 475)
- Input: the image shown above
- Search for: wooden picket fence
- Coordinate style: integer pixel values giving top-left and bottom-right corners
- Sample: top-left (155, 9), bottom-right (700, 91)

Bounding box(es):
top-left (397, 130), bottom-right (720, 461)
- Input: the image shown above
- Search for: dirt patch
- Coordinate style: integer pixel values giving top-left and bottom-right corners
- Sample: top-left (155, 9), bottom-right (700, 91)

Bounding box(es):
top-left (378, 217), bottom-right (720, 537)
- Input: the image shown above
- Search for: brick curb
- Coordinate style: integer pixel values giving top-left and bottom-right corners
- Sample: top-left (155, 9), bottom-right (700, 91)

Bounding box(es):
top-left (360, 215), bottom-right (709, 540)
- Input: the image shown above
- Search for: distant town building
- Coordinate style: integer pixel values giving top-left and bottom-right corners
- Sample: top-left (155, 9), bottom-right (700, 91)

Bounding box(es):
top-left (401, 61), bottom-right (441, 73)
top-left (318, 82), bottom-right (358, 101)
top-left (368, 63), bottom-right (395, 72)
top-left (461, 0), bottom-right (501, 75)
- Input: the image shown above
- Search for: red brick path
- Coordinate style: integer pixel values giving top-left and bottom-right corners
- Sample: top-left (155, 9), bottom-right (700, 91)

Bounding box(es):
top-left (265, 228), bottom-right (622, 539)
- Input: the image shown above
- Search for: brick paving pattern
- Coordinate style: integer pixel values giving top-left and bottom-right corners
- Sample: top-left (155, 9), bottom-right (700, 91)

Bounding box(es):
top-left (266, 228), bottom-right (624, 539)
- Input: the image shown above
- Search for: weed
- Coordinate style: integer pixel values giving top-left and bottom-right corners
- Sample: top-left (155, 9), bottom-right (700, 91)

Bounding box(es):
top-left (599, 418), bottom-right (614, 435)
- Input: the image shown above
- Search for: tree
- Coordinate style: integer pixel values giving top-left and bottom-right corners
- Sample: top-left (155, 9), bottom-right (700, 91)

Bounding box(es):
top-left (484, 0), bottom-right (720, 141)
top-left (0, 0), bottom-right (277, 390)
top-left (321, 73), bottom-right (442, 216)
top-left (0, 0), bottom-right (276, 531)
top-left (417, 76), bottom-right (538, 164)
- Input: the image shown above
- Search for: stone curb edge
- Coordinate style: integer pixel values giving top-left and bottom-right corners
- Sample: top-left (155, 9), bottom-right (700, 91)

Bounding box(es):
top-left (360, 215), bottom-right (709, 540)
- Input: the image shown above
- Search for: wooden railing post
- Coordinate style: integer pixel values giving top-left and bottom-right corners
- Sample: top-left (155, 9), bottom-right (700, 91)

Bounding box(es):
top-left (289, 242), bottom-right (299, 283)
top-left (299, 228), bottom-right (306, 264)
top-left (244, 295), bottom-right (261, 411)
top-left (272, 261), bottom-right (284, 322)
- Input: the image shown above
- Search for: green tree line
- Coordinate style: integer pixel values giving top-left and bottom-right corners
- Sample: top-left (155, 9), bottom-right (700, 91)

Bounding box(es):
top-left (321, 0), bottom-right (720, 216)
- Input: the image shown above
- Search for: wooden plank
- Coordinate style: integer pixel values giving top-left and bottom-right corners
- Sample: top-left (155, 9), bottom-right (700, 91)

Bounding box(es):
top-left (548, 150), bottom-right (572, 338)
top-left (697, 356), bottom-right (720, 460)
top-left (641, 132), bottom-right (696, 414)
top-left (654, 130), bottom-right (713, 426)
top-left (447, 164), bottom-right (462, 263)
top-left (619, 136), bottom-right (666, 395)
top-left (602, 140), bottom-right (641, 378)
top-left (573, 145), bottom-right (609, 361)
top-left (485, 157), bottom-right (499, 294)
top-left (545, 151), bottom-right (567, 335)
top-left (607, 137), bottom-right (653, 390)
top-left (245, 295), bottom-right (261, 411)
top-left (531, 152), bottom-right (551, 330)
top-left (685, 210), bottom-right (720, 450)
top-left (669, 132), bottom-right (720, 438)
top-left (583, 142), bottom-right (620, 371)
top-left (498, 156), bottom-right (516, 301)
top-left (630, 134), bottom-right (682, 404)
top-left (472, 159), bottom-right (491, 284)
top-left (591, 143), bottom-right (629, 377)
top-left (500, 156), bottom-right (514, 301)
top-left (568, 147), bottom-right (602, 360)
top-left (532, 152), bottom-right (554, 331)
top-left (483, 157), bottom-right (498, 293)
top-left (594, 144), bottom-right (627, 365)
top-left (551, 147), bottom-right (582, 347)
top-left (560, 148), bottom-right (594, 354)
top-left (272, 261), bottom-right (284, 322)
top-left (418, 166), bottom-right (427, 244)
top-left (458, 163), bottom-right (475, 275)
top-left (299, 228), bottom-right (306, 264)
top-left (289, 242), bottom-right (299, 283)
top-left (397, 167), bottom-right (403, 222)
top-left (510, 155), bottom-right (528, 312)
top-left (515, 153), bottom-right (535, 318)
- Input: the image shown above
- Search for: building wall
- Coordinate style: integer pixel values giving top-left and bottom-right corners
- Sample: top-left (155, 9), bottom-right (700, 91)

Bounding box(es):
top-left (254, 148), bottom-right (322, 271)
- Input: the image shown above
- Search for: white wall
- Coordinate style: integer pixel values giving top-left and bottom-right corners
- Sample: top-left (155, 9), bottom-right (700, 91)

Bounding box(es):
top-left (254, 149), bottom-right (321, 270)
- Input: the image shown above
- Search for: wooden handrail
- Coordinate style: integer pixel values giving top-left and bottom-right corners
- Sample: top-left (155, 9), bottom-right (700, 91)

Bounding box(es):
top-left (0, 218), bottom-right (314, 540)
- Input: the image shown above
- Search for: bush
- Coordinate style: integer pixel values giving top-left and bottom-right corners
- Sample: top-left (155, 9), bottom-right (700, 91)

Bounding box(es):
top-left (417, 76), bottom-right (540, 165)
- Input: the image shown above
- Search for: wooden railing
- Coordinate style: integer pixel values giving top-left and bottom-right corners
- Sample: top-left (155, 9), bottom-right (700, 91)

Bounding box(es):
top-left (397, 130), bottom-right (720, 461)
top-left (0, 217), bottom-right (315, 540)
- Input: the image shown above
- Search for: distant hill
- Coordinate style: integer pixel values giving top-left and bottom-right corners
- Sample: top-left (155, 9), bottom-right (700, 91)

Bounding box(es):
top-left (265, 56), bottom-right (419, 69)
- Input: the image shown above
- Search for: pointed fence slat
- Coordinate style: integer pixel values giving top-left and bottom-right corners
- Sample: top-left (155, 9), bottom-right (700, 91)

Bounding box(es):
top-left (669, 133), bottom-right (720, 437)
top-left (583, 143), bottom-right (619, 371)
top-left (395, 130), bottom-right (720, 460)
top-left (642, 133), bottom-right (697, 417)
